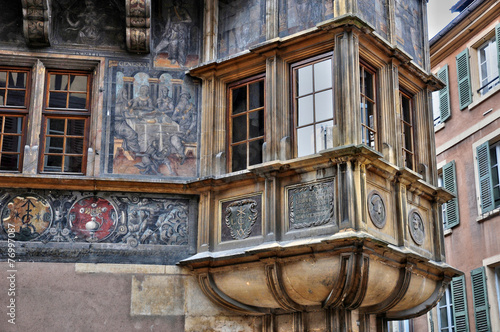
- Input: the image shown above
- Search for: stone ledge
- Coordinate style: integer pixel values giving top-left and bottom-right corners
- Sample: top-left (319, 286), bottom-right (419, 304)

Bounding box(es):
top-left (75, 263), bottom-right (191, 275)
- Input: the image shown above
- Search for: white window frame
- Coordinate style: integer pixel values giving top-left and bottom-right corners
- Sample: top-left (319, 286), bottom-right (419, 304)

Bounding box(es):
top-left (477, 37), bottom-right (499, 96)
top-left (437, 286), bottom-right (455, 332)
top-left (437, 173), bottom-right (448, 228)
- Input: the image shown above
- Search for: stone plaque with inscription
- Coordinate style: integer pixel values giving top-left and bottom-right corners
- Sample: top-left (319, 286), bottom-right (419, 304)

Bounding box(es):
top-left (288, 179), bottom-right (335, 230)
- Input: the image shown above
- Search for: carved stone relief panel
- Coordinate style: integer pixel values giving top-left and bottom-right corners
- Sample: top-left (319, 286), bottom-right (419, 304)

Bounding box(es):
top-left (394, 0), bottom-right (424, 67)
top-left (21, 0), bottom-right (51, 47)
top-left (152, 0), bottom-right (202, 68)
top-left (220, 194), bottom-right (262, 242)
top-left (218, 0), bottom-right (266, 58)
top-left (367, 190), bottom-right (386, 229)
top-left (105, 61), bottom-right (200, 178)
top-left (0, 1), bottom-right (24, 46)
top-left (408, 209), bottom-right (425, 246)
top-left (278, 0), bottom-right (334, 38)
top-left (51, 0), bottom-right (125, 49)
top-left (358, 0), bottom-right (389, 41)
top-left (126, 0), bottom-right (151, 53)
top-left (0, 189), bottom-right (197, 264)
top-left (287, 179), bottom-right (335, 231)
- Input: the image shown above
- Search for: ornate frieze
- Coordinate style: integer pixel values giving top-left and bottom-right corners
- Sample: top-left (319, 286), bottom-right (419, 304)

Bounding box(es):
top-left (21, 0), bottom-right (51, 47)
top-left (126, 0), bottom-right (151, 53)
top-left (0, 189), bottom-right (197, 264)
top-left (287, 179), bottom-right (335, 230)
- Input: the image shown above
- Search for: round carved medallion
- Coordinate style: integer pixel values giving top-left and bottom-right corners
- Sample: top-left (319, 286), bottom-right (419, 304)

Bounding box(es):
top-left (408, 209), bottom-right (425, 246)
top-left (367, 191), bottom-right (386, 229)
top-left (69, 197), bottom-right (117, 242)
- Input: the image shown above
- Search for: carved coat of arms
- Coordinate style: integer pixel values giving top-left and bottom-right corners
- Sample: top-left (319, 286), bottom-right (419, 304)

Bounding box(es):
top-left (224, 199), bottom-right (258, 240)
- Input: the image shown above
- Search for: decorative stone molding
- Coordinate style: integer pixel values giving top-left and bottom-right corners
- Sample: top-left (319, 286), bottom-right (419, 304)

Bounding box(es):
top-left (21, 0), bottom-right (51, 47)
top-left (125, 0), bottom-right (151, 53)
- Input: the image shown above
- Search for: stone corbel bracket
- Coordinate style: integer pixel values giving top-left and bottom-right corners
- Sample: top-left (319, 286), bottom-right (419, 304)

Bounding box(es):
top-left (21, 0), bottom-right (51, 47)
top-left (125, 0), bottom-right (151, 54)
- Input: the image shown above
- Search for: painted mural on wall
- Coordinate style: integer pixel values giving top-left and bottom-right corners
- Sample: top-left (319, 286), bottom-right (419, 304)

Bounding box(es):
top-left (105, 62), bottom-right (200, 178)
top-left (278, 0), bottom-right (334, 38)
top-left (0, 190), bottom-right (195, 249)
top-left (51, 0), bottom-right (125, 49)
top-left (152, 0), bottom-right (202, 68)
top-left (394, 0), bottom-right (424, 68)
top-left (218, 0), bottom-right (266, 58)
top-left (0, 0), bottom-right (24, 46)
top-left (358, 0), bottom-right (389, 41)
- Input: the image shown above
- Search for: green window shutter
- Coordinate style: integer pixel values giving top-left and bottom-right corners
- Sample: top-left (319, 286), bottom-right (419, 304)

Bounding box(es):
top-left (451, 275), bottom-right (470, 332)
top-left (456, 48), bottom-right (472, 109)
top-left (437, 65), bottom-right (451, 121)
top-left (495, 23), bottom-right (500, 76)
top-left (471, 267), bottom-right (491, 332)
top-left (476, 142), bottom-right (495, 213)
top-left (442, 160), bottom-right (459, 228)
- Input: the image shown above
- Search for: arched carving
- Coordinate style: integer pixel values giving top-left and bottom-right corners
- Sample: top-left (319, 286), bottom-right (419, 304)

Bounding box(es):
top-left (265, 261), bottom-right (303, 312)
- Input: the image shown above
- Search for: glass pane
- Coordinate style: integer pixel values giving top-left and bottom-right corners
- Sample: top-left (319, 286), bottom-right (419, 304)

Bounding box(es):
top-left (2, 136), bottom-right (21, 153)
top-left (6, 90), bottom-right (26, 106)
top-left (65, 137), bottom-right (84, 154)
top-left (297, 65), bottom-right (313, 96)
top-left (439, 307), bottom-right (449, 328)
top-left (0, 154), bottom-right (19, 171)
top-left (314, 59), bottom-right (332, 91)
top-left (0, 72), bottom-right (6, 88)
top-left (402, 96), bottom-right (411, 123)
top-left (9, 72), bottom-right (26, 88)
top-left (0, 90), bottom-right (4, 105)
top-left (249, 139), bottom-right (263, 166)
top-left (68, 93), bottom-right (87, 109)
top-left (49, 92), bottom-right (68, 108)
top-left (249, 80), bottom-right (264, 110)
top-left (50, 74), bottom-right (68, 91)
top-left (67, 119), bottom-right (85, 136)
top-left (405, 151), bottom-right (413, 170)
top-left (316, 121), bottom-right (333, 151)
top-left (232, 114), bottom-right (247, 143)
top-left (64, 156), bottom-right (83, 173)
top-left (297, 125), bottom-right (314, 157)
top-left (298, 95), bottom-right (314, 126)
top-left (69, 75), bottom-right (88, 91)
top-left (4, 117), bottom-right (22, 134)
top-left (47, 118), bottom-right (65, 135)
top-left (44, 155), bottom-right (62, 171)
top-left (232, 86), bottom-right (247, 115)
top-left (403, 124), bottom-right (412, 150)
top-left (364, 71), bottom-right (374, 99)
top-left (231, 143), bottom-right (247, 172)
top-left (315, 90), bottom-right (333, 122)
top-left (46, 137), bottom-right (64, 153)
top-left (249, 110), bottom-right (264, 138)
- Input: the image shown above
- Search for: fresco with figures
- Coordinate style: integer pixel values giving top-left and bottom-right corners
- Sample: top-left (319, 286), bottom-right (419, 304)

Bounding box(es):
top-left (278, 0), bottom-right (334, 38)
top-left (105, 62), bottom-right (200, 178)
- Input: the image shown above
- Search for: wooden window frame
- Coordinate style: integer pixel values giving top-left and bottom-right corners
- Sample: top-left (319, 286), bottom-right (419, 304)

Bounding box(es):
top-left (226, 74), bottom-right (266, 172)
top-left (39, 70), bottom-right (92, 174)
top-left (360, 62), bottom-right (377, 149)
top-left (400, 90), bottom-right (415, 171)
top-left (291, 52), bottom-right (334, 158)
top-left (0, 67), bottom-right (31, 173)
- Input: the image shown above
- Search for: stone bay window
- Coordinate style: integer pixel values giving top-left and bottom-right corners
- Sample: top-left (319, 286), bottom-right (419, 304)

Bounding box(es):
top-left (0, 0), bottom-right (458, 331)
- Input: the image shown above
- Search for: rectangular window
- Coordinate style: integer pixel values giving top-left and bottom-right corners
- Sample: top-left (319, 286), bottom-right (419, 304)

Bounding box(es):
top-left (476, 140), bottom-right (500, 213)
top-left (438, 286), bottom-right (455, 332)
top-left (400, 91), bottom-right (414, 170)
top-left (228, 75), bottom-right (265, 172)
top-left (0, 68), bottom-right (30, 172)
top-left (292, 54), bottom-right (334, 158)
top-left (360, 64), bottom-right (377, 149)
top-left (477, 38), bottom-right (499, 95)
top-left (40, 71), bottom-right (91, 174)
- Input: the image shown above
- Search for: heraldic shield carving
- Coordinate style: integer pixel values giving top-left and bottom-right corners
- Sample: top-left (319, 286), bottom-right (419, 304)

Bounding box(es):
top-left (224, 199), bottom-right (258, 240)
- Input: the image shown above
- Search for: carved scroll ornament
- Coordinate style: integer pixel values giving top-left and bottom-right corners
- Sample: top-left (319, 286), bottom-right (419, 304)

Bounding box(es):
top-left (125, 0), bottom-right (151, 53)
top-left (21, 0), bottom-right (51, 47)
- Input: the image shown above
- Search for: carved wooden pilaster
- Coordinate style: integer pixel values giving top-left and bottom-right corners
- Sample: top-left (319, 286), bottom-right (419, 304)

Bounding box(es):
top-left (21, 0), bottom-right (51, 47)
top-left (125, 0), bottom-right (151, 54)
